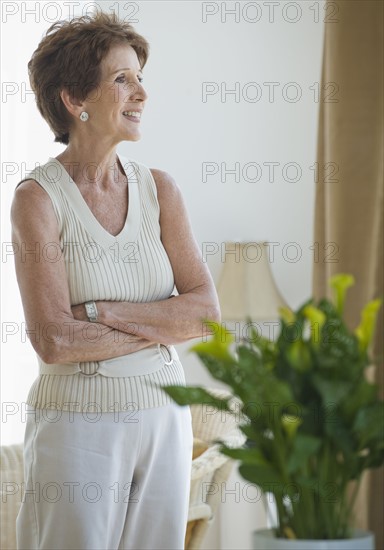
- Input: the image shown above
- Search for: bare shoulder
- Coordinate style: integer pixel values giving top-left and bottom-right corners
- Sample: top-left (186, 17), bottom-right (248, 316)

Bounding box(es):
top-left (149, 168), bottom-right (177, 188)
top-left (149, 168), bottom-right (182, 204)
top-left (11, 178), bottom-right (56, 231)
top-left (12, 178), bottom-right (51, 206)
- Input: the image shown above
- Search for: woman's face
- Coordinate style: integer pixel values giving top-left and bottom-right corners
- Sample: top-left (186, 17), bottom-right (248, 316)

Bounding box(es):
top-left (82, 43), bottom-right (148, 144)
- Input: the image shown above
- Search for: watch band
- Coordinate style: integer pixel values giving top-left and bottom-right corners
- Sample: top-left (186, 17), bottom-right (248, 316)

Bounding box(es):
top-left (85, 301), bottom-right (98, 322)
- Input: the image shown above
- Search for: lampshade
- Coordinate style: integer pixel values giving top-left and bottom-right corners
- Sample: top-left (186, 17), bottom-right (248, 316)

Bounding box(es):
top-left (216, 241), bottom-right (288, 320)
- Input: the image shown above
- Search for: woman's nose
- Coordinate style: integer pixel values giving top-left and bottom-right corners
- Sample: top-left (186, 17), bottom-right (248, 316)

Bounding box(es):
top-left (138, 82), bottom-right (148, 101)
top-left (128, 81), bottom-right (148, 102)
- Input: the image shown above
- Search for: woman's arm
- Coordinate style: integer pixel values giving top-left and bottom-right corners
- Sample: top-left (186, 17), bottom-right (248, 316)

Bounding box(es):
top-left (72, 169), bottom-right (221, 345)
top-left (11, 180), bottom-right (155, 364)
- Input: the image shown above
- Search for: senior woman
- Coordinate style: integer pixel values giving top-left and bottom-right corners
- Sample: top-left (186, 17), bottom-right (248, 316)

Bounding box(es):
top-left (11, 11), bottom-right (220, 550)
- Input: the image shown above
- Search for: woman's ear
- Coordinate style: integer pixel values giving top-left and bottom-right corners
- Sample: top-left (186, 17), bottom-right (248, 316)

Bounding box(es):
top-left (59, 87), bottom-right (85, 119)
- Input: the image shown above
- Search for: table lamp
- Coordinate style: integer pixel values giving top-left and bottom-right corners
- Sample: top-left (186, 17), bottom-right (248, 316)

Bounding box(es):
top-left (216, 241), bottom-right (288, 321)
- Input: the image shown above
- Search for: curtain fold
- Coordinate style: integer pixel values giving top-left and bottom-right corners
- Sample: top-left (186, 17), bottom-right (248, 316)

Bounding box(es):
top-left (313, 0), bottom-right (383, 547)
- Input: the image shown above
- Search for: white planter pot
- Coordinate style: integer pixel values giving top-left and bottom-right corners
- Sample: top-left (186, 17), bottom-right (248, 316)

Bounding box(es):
top-left (252, 528), bottom-right (374, 550)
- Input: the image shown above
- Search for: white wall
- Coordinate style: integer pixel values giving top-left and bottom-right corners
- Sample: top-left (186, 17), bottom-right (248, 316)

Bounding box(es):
top-left (1, 1), bottom-right (324, 548)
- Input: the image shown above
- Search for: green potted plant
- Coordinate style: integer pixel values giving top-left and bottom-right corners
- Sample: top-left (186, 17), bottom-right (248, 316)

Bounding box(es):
top-left (162, 274), bottom-right (383, 549)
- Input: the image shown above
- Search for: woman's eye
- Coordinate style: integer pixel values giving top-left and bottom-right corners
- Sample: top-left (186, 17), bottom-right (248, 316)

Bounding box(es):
top-left (115, 75), bottom-right (144, 84)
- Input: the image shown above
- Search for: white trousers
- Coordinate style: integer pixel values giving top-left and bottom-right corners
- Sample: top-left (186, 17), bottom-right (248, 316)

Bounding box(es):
top-left (16, 402), bottom-right (193, 550)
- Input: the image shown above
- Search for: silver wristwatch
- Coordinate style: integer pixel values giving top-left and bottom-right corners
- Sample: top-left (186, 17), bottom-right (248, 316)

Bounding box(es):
top-left (85, 301), bottom-right (98, 322)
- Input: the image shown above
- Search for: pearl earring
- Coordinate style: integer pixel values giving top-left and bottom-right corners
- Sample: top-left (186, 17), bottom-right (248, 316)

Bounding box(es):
top-left (79, 111), bottom-right (89, 122)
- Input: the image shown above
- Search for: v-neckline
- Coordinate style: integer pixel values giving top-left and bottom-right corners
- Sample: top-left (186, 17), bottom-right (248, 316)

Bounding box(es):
top-left (47, 152), bottom-right (141, 250)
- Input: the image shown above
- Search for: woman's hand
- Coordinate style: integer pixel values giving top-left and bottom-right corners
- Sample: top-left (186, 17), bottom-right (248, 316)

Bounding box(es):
top-left (71, 303), bottom-right (89, 322)
top-left (71, 302), bottom-right (157, 350)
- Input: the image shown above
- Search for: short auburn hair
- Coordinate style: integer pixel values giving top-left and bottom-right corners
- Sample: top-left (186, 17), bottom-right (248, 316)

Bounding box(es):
top-left (28, 10), bottom-right (150, 144)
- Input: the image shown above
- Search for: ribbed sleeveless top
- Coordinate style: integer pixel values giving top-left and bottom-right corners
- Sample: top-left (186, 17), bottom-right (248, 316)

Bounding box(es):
top-left (16, 153), bottom-right (187, 412)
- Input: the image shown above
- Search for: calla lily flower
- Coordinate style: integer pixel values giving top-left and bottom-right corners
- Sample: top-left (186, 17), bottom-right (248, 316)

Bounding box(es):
top-left (282, 414), bottom-right (302, 439)
top-left (278, 306), bottom-right (295, 324)
top-left (286, 340), bottom-right (312, 372)
top-left (303, 305), bottom-right (326, 345)
top-left (329, 273), bottom-right (355, 315)
top-left (354, 298), bottom-right (382, 352)
top-left (191, 321), bottom-right (235, 361)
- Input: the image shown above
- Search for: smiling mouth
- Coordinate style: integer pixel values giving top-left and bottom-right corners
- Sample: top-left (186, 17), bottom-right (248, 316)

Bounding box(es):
top-left (122, 111), bottom-right (142, 120)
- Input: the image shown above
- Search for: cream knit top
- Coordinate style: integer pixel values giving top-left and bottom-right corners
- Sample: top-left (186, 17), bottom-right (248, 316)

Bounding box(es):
top-left (17, 153), bottom-right (187, 412)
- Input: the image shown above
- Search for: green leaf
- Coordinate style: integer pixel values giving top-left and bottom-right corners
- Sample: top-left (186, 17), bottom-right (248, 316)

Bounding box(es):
top-left (161, 384), bottom-right (233, 412)
top-left (353, 402), bottom-right (384, 448)
top-left (340, 380), bottom-right (378, 423)
top-left (285, 340), bottom-right (312, 372)
top-left (219, 445), bottom-right (268, 466)
top-left (239, 424), bottom-right (258, 440)
top-left (238, 464), bottom-right (286, 495)
top-left (317, 319), bottom-right (361, 373)
top-left (312, 375), bottom-right (353, 405)
top-left (324, 411), bottom-right (354, 456)
top-left (317, 297), bottom-right (338, 318)
top-left (196, 354), bottom-right (234, 385)
top-left (287, 434), bottom-right (322, 474)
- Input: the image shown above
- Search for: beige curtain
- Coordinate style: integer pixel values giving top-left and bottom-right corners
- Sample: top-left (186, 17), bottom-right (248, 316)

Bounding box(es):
top-left (313, 0), bottom-right (383, 547)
